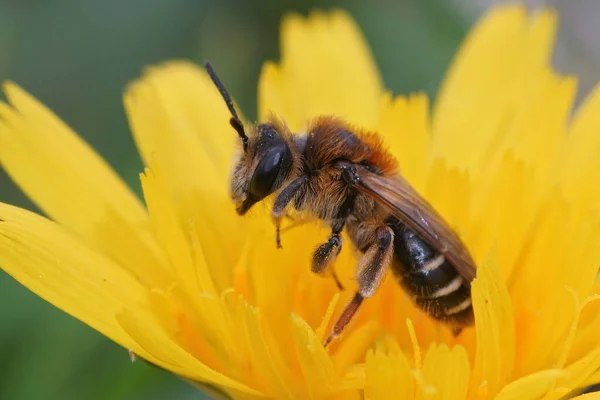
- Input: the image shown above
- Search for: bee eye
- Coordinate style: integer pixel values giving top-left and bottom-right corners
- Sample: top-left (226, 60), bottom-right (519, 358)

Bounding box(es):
top-left (249, 145), bottom-right (288, 199)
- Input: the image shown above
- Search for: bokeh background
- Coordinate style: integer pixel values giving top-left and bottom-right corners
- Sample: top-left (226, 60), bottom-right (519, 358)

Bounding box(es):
top-left (0, 0), bottom-right (599, 398)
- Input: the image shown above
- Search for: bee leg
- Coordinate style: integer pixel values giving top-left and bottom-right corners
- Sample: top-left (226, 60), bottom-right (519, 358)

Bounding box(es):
top-left (275, 222), bottom-right (283, 249)
top-left (274, 214), bottom-right (298, 248)
top-left (272, 175), bottom-right (307, 248)
top-left (323, 225), bottom-right (394, 347)
top-left (312, 233), bottom-right (344, 290)
top-left (356, 225), bottom-right (394, 297)
top-left (312, 184), bottom-right (357, 288)
top-left (331, 270), bottom-right (344, 291)
top-left (312, 217), bottom-right (348, 289)
top-left (323, 292), bottom-right (364, 348)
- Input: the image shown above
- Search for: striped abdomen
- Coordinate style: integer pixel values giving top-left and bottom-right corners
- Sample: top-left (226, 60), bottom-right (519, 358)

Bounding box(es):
top-left (387, 218), bottom-right (473, 328)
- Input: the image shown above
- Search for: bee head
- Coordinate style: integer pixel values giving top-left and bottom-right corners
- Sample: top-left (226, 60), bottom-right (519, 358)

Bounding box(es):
top-left (205, 62), bottom-right (294, 215)
top-left (230, 123), bottom-right (293, 214)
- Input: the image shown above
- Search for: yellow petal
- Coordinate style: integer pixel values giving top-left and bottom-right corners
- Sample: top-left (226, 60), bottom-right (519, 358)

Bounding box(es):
top-left (560, 82), bottom-right (600, 208)
top-left (493, 70), bottom-right (574, 213)
top-left (0, 202), bottom-right (148, 354)
top-left (258, 10), bottom-right (382, 131)
top-left (145, 288), bottom-right (221, 371)
top-left (510, 193), bottom-right (600, 376)
top-left (424, 158), bottom-right (471, 237)
top-left (125, 61), bottom-right (246, 291)
top-left (468, 152), bottom-right (535, 279)
top-left (139, 169), bottom-right (246, 376)
top-left (472, 255), bottom-right (515, 398)
top-left (242, 219), bottom-right (355, 367)
top-left (572, 394), bottom-right (600, 400)
top-left (494, 369), bottom-right (565, 400)
top-left (432, 5), bottom-right (558, 173)
top-left (545, 348), bottom-right (600, 400)
top-left (333, 321), bottom-right (379, 375)
top-left (331, 390), bottom-right (362, 400)
top-left (140, 166), bottom-right (215, 299)
top-left (291, 314), bottom-right (339, 399)
top-left (116, 309), bottom-right (263, 396)
top-left (244, 222), bottom-right (313, 336)
top-left (418, 343), bottom-right (470, 400)
top-left (364, 348), bottom-right (414, 400)
top-left (230, 295), bottom-right (298, 398)
top-left (0, 83), bottom-right (169, 288)
top-left (570, 286), bottom-right (600, 364)
top-left (130, 61), bottom-right (236, 175)
top-left (376, 92), bottom-right (430, 192)
top-left (579, 368), bottom-right (600, 394)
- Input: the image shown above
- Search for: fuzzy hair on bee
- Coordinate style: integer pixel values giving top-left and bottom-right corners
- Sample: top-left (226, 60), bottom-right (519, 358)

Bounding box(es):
top-left (206, 61), bottom-right (477, 347)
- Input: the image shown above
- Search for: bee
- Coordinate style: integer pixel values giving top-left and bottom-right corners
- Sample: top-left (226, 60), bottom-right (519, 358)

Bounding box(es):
top-left (205, 62), bottom-right (477, 347)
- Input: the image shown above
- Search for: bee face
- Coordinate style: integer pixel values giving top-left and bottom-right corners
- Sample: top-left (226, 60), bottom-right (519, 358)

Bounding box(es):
top-left (230, 123), bottom-right (294, 215)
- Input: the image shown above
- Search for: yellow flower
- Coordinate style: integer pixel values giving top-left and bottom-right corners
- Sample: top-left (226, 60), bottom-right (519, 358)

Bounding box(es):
top-left (2, 3), bottom-right (600, 399)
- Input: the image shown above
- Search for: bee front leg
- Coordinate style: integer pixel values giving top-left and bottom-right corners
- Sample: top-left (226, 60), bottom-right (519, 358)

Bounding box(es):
top-left (272, 175), bottom-right (307, 248)
top-left (324, 225), bottom-right (394, 347)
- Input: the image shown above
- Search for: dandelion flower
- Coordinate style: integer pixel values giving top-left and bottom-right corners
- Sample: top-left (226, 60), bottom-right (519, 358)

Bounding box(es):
top-left (2, 3), bottom-right (600, 399)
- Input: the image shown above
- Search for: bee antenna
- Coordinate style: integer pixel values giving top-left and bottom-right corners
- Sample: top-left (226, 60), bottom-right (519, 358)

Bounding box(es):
top-left (204, 61), bottom-right (249, 151)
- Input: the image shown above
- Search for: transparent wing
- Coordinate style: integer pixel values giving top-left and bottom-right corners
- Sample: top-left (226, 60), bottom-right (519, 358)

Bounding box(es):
top-left (353, 168), bottom-right (476, 282)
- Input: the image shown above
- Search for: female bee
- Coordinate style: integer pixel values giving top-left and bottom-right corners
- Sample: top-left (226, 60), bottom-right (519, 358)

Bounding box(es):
top-left (205, 62), bottom-right (477, 347)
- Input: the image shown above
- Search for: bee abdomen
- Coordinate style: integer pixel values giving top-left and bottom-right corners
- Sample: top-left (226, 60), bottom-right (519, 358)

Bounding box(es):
top-left (388, 219), bottom-right (473, 326)
top-left (412, 269), bottom-right (472, 324)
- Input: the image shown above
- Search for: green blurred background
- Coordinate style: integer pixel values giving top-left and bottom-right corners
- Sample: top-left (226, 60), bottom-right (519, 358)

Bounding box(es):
top-left (0, 0), bottom-right (598, 399)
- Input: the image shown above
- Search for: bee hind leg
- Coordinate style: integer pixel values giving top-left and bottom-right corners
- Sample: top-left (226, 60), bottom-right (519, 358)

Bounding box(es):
top-left (356, 225), bottom-right (394, 297)
top-left (323, 292), bottom-right (364, 347)
top-left (323, 225), bottom-right (394, 347)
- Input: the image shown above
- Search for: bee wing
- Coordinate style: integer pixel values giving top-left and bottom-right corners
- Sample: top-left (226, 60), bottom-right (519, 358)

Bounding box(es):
top-left (353, 169), bottom-right (476, 282)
